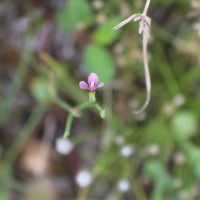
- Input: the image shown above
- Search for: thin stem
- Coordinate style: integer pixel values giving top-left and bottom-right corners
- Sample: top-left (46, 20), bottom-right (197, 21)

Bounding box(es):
top-left (76, 101), bottom-right (94, 110)
top-left (155, 43), bottom-right (180, 96)
top-left (143, 0), bottom-right (151, 16)
top-left (94, 103), bottom-right (102, 112)
top-left (113, 0), bottom-right (152, 113)
top-left (63, 113), bottom-right (74, 138)
top-left (48, 71), bottom-right (56, 97)
top-left (133, 31), bottom-right (151, 113)
top-left (49, 73), bottom-right (72, 111)
top-left (0, 35), bottom-right (32, 124)
top-left (1, 176), bottom-right (60, 200)
top-left (5, 105), bottom-right (46, 164)
top-left (54, 96), bottom-right (71, 111)
top-left (95, 103), bottom-right (105, 118)
top-left (40, 52), bottom-right (87, 102)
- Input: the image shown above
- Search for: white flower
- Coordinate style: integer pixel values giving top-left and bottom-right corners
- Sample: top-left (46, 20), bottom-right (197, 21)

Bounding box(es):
top-left (92, 0), bottom-right (104, 10)
top-left (172, 178), bottom-right (182, 189)
top-left (117, 180), bottom-right (130, 192)
top-left (115, 135), bottom-right (125, 145)
top-left (146, 144), bottom-right (160, 156)
top-left (120, 145), bottom-right (134, 157)
top-left (172, 94), bottom-right (185, 107)
top-left (55, 138), bottom-right (74, 155)
top-left (174, 152), bottom-right (186, 164)
top-left (75, 170), bottom-right (93, 188)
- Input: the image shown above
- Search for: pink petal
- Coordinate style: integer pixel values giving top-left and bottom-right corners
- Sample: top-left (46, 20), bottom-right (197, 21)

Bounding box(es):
top-left (97, 82), bottom-right (104, 88)
top-left (90, 85), bottom-right (97, 91)
top-left (88, 73), bottom-right (99, 86)
top-left (79, 81), bottom-right (89, 90)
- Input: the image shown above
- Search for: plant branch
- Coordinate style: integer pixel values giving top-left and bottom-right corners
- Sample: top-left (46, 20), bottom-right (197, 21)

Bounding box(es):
top-left (113, 0), bottom-right (152, 113)
top-left (143, 0), bottom-right (151, 16)
top-left (133, 26), bottom-right (151, 113)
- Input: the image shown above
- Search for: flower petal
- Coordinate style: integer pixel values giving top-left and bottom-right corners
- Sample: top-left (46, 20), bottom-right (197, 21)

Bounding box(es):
top-left (79, 81), bottom-right (89, 90)
top-left (88, 73), bottom-right (99, 86)
top-left (97, 82), bottom-right (104, 88)
top-left (90, 85), bottom-right (97, 91)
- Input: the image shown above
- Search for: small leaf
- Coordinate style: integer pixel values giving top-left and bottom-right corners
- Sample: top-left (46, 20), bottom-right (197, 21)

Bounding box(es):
top-left (187, 146), bottom-right (200, 165)
top-left (92, 16), bottom-right (122, 45)
top-left (0, 192), bottom-right (9, 200)
top-left (171, 111), bottom-right (198, 140)
top-left (30, 78), bottom-right (51, 105)
top-left (144, 161), bottom-right (165, 181)
top-left (100, 109), bottom-right (106, 118)
top-left (83, 44), bottom-right (115, 84)
top-left (56, 0), bottom-right (94, 32)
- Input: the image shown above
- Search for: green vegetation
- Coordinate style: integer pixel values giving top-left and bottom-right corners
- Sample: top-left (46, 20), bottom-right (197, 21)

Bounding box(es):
top-left (0, 0), bottom-right (200, 199)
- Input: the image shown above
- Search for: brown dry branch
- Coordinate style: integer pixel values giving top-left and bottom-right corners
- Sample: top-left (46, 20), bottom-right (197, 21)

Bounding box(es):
top-left (113, 0), bottom-right (152, 113)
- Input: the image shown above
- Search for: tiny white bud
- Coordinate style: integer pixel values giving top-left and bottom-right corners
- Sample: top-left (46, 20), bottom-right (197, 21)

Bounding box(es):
top-left (134, 112), bottom-right (146, 121)
top-left (174, 152), bottom-right (186, 164)
top-left (146, 144), bottom-right (160, 156)
top-left (117, 180), bottom-right (130, 192)
top-left (120, 145), bottom-right (133, 157)
top-left (178, 190), bottom-right (190, 199)
top-left (162, 103), bottom-right (175, 115)
top-left (172, 94), bottom-right (185, 107)
top-left (92, 0), bottom-right (104, 10)
top-left (96, 14), bottom-right (107, 24)
top-left (172, 178), bottom-right (182, 189)
top-left (115, 135), bottom-right (125, 146)
top-left (55, 138), bottom-right (73, 155)
top-left (114, 44), bottom-right (125, 54)
top-left (75, 170), bottom-right (92, 188)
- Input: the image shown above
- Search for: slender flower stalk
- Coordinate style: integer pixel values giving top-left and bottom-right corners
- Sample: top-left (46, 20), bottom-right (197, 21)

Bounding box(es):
top-left (63, 113), bottom-right (74, 138)
top-left (113, 0), bottom-right (152, 113)
top-left (51, 72), bottom-right (105, 138)
top-left (79, 73), bottom-right (106, 119)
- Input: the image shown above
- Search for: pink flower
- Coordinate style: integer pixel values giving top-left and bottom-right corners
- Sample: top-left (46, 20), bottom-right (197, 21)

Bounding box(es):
top-left (79, 73), bottom-right (104, 92)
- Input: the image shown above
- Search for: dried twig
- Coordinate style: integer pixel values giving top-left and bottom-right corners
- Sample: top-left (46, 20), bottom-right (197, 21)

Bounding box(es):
top-left (113, 0), bottom-right (152, 113)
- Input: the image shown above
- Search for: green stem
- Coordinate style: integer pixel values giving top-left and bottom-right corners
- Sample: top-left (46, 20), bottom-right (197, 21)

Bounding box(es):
top-left (4, 105), bottom-right (46, 164)
top-left (154, 43), bottom-right (180, 97)
top-left (0, 175), bottom-right (61, 200)
top-left (152, 180), bottom-right (165, 200)
top-left (63, 113), bottom-right (74, 138)
top-left (40, 52), bottom-right (87, 102)
top-left (0, 36), bottom-right (33, 124)
top-left (54, 96), bottom-right (71, 111)
top-left (94, 103), bottom-right (102, 111)
top-left (76, 101), bottom-right (94, 110)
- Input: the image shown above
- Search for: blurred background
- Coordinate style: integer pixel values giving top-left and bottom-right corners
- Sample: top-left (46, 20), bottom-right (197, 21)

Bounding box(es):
top-left (0, 0), bottom-right (200, 199)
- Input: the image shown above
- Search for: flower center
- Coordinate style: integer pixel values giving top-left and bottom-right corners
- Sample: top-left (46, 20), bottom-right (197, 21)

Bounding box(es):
top-left (90, 81), bottom-right (95, 88)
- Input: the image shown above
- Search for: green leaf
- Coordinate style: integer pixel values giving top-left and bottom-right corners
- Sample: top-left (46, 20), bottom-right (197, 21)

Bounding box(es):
top-left (30, 78), bottom-right (52, 105)
top-left (187, 146), bottom-right (200, 165)
top-left (144, 161), bottom-right (165, 181)
top-left (83, 44), bottom-right (115, 84)
top-left (100, 109), bottom-right (106, 119)
top-left (171, 111), bottom-right (198, 140)
top-left (56, 0), bottom-right (94, 32)
top-left (0, 192), bottom-right (9, 200)
top-left (92, 16), bottom-right (122, 45)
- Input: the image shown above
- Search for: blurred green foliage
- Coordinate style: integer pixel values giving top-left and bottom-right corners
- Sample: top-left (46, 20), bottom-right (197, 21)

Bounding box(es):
top-left (92, 16), bottom-right (122, 45)
top-left (83, 44), bottom-right (115, 84)
top-left (0, 0), bottom-right (200, 199)
top-left (56, 0), bottom-right (94, 32)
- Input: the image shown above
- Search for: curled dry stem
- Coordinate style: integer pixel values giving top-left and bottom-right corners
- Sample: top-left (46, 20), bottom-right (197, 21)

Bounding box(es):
top-left (113, 0), bottom-right (152, 113)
